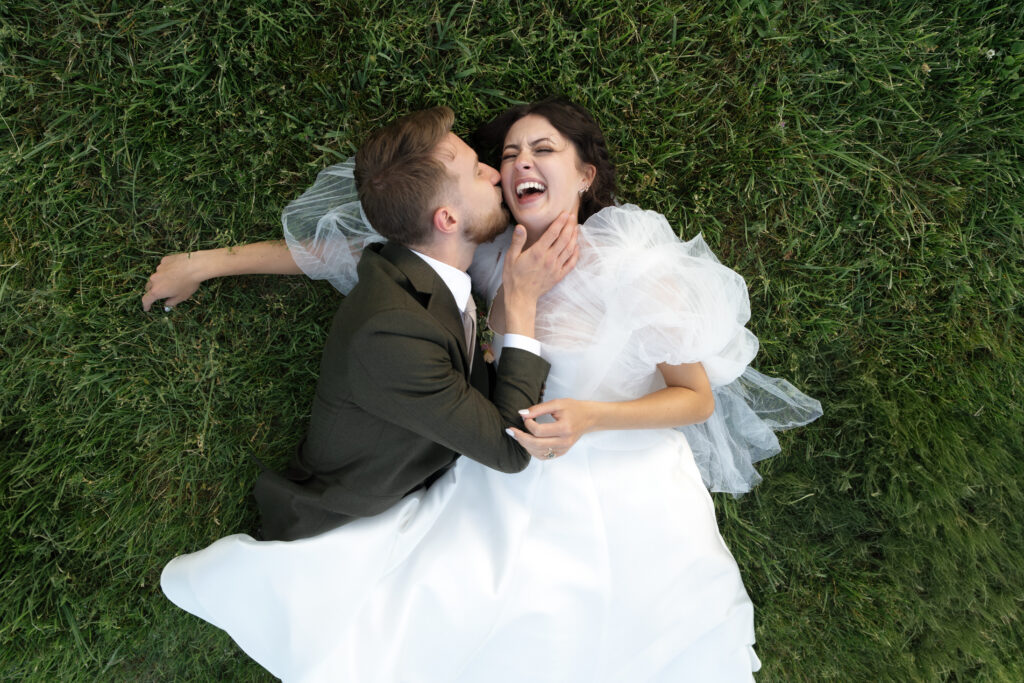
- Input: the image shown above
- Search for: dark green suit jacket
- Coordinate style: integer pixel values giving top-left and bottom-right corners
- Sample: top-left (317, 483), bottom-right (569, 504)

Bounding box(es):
top-left (254, 242), bottom-right (550, 541)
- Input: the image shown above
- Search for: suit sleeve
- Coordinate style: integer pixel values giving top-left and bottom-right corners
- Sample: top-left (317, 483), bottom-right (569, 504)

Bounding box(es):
top-left (347, 309), bottom-right (549, 473)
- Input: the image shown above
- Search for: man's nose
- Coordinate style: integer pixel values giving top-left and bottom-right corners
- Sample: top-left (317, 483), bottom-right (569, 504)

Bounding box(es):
top-left (484, 164), bottom-right (501, 184)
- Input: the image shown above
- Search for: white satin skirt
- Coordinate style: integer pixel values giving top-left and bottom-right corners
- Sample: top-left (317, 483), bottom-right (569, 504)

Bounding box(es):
top-left (162, 429), bottom-right (760, 682)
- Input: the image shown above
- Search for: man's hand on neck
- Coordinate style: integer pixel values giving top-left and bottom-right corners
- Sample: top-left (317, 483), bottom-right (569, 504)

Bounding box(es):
top-left (501, 212), bottom-right (580, 338)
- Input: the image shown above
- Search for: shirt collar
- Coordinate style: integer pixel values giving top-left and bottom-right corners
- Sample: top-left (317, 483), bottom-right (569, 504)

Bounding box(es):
top-left (409, 249), bottom-right (473, 313)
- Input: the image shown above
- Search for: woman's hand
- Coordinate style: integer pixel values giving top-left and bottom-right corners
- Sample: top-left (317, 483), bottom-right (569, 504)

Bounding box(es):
top-left (142, 252), bottom-right (209, 311)
top-left (504, 426), bottom-right (566, 461)
top-left (521, 398), bottom-right (596, 449)
top-left (505, 398), bottom-right (599, 460)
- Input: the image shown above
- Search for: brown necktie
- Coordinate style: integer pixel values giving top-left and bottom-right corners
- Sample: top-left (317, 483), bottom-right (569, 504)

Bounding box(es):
top-left (461, 296), bottom-right (476, 368)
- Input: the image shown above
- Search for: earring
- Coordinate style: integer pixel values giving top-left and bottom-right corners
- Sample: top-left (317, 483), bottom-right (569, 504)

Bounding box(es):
top-left (579, 185), bottom-right (589, 195)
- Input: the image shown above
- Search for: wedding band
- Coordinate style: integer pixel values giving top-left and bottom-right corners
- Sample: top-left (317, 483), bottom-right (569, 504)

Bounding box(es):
top-left (545, 448), bottom-right (555, 459)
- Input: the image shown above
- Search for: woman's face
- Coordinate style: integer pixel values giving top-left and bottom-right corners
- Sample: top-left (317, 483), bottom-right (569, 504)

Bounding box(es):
top-left (500, 114), bottom-right (596, 238)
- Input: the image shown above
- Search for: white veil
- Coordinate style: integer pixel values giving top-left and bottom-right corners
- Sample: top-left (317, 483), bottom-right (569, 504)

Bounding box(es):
top-left (281, 158), bottom-right (384, 295)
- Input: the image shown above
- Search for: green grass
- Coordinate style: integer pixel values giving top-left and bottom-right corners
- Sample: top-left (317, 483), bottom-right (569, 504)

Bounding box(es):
top-left (2, 0), bottom-right (1022, 679)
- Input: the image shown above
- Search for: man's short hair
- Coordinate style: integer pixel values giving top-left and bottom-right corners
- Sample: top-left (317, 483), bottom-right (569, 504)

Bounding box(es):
top-left (354, 107), bottom-right (456, 247)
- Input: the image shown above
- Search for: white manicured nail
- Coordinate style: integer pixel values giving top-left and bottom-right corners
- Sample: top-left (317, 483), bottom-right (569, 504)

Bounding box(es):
top-left (164, 306), bottom-right (171, 312)
top-left (505, 428), bottom-right (516, 438)
top-left (518, 409), bottom-right (530, 416)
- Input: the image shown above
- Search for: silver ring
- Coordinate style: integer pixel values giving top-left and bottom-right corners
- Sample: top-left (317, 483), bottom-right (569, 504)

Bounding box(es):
top-left (544, 448), bottom-right (555, 459)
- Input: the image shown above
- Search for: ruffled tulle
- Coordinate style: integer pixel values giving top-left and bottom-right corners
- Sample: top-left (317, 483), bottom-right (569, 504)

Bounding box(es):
top-left (281, 158), bottom-right (383, 294)
top-left (280, 161), bottom-right (821, 494)
top-left (688, 368), bottom-right (823, 492)
top-left (535, 204), bottom-right (822, 494)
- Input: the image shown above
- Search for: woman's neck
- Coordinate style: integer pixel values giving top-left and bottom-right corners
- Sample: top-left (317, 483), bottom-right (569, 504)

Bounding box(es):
top-left (518, 206), bottom-right (582, 249)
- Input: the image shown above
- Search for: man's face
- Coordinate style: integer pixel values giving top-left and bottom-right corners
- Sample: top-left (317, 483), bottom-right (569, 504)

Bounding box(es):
top-left (436, 133), bottom-right (509, 244)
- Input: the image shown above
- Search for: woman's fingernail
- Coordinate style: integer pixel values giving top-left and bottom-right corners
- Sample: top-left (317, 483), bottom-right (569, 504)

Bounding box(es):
top-left (518, 409), bottom-right (530, 416)
top-left (505, 428), bottom-right (516, 438)
top-left (164, 306), bottom-right (171, 312)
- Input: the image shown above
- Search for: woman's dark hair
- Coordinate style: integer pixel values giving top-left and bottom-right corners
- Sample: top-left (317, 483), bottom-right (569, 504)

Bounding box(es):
top-left (473, 97), bottom-right (616, 223)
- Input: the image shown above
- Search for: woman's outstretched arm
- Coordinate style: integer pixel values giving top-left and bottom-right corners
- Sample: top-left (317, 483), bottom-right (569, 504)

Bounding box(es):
top-left (141, 240), bottom-right (301, 311)
top-left (505, 362), bottom-right (714, 459)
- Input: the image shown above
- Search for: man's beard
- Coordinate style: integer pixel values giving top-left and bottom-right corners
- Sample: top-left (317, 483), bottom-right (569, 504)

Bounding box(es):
top-left (468, 204), bottom-right (512, 244)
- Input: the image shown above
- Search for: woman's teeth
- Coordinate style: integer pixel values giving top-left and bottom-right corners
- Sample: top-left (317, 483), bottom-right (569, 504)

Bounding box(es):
top-left (516, 181), bottom-right (546, 198)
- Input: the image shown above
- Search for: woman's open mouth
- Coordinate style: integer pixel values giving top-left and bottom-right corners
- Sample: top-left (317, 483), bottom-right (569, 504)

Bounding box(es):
top-left (514, 180), bottom-right (547, 205)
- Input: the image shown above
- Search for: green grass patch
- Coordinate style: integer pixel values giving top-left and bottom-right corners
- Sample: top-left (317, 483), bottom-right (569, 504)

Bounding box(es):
top-left (3, 0), bottom-right (1022, 679)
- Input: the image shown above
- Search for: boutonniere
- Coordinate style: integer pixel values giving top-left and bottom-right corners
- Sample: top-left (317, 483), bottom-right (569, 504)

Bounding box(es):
top-left (473, 293), bottom-right (495, 363)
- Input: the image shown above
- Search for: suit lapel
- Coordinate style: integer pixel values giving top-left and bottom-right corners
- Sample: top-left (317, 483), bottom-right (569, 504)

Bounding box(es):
top-left (379, 242), bottom-right (473, 369)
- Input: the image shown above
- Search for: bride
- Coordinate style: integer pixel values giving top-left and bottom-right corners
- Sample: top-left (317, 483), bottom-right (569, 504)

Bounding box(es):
top-left (156, 98), bottom-right (821, 681)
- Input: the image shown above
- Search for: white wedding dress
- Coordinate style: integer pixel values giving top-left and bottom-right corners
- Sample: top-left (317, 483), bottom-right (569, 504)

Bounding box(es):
top-left (161, 162), bottom-right (822, 681)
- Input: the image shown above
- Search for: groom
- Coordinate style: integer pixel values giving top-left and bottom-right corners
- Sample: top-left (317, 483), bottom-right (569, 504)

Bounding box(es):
top-left (253, 107), bottom-right (578, 540)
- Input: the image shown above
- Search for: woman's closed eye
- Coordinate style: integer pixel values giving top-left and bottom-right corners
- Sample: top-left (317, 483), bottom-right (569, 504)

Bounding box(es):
top-left (501, 147), bottom-right (554, 162)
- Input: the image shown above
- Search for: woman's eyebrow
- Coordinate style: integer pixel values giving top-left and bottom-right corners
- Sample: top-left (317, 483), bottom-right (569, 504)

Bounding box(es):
top-left (502, 137), bottom-right (557, 151)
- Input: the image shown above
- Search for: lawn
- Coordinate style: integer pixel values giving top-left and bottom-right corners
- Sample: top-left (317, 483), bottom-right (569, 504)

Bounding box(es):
top-left (2, 0), bottom-right (1022, 679)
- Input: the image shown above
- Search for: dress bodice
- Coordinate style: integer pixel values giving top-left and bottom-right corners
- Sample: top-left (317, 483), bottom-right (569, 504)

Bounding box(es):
top-left (475, 205), bottom-right (756, 398)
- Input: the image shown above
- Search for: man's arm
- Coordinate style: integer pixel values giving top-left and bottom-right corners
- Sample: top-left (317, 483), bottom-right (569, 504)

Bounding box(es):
top-left (141, 241), bottom-right (300, 311)
top-left (348, 310), bottom-right (549, 473)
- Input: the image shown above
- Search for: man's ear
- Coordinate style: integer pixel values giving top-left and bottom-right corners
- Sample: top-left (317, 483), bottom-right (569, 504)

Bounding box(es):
top-left (432, 204), bottom-right (459, 236)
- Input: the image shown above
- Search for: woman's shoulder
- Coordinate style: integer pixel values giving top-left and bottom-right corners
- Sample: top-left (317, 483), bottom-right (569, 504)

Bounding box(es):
top-left (589, 203), bottom-right (668, 222)
top-left (583, 204), bottom-right (718, 261)
top-left (584, 204), bottom-right (676, 246)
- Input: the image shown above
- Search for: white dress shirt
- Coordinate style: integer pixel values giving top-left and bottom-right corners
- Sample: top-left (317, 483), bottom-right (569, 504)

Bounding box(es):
top-left (410, 249), bottom-right (541, 359)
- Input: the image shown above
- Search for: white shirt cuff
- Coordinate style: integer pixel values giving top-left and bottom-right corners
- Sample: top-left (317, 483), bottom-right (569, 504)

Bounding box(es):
top-left (501, 333), bottom-right (542, 358)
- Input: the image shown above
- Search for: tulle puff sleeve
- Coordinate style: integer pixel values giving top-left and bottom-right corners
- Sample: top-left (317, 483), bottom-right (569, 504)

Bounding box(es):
top-left (281, 158), bottom-right (384, 295)
top-left (538, 205), bottom-right (822, 494)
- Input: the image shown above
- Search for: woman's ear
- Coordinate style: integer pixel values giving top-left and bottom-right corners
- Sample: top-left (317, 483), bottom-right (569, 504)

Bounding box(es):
top-left (582, 163), bottom-right (597, 188)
